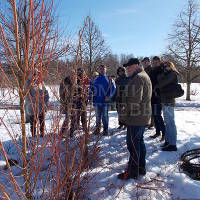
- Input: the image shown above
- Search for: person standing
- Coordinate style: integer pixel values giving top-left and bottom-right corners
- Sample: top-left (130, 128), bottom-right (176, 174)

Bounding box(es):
top-left (88, 71), bottom-right (99, 104)
top-left (59, 76), bottom-right (72, 136)
top-left (157, 61), bottom-right (180, 151)
top-left (91, 64), bottom-right (116, 136)
top-left (142, 57), bottom-right (152, 76)
top-left (118, 58), bottom-right (152, 180)
top-left (142, 57), bottom-right (154, 129)
top-left (149, 56), bottom-right (166, 141)
top-left (70, 68), bottom-right (89, 137)
top-left (25, 71), bottom-right (49, 137)
top-left (114, 66), bottom-right (129, 129)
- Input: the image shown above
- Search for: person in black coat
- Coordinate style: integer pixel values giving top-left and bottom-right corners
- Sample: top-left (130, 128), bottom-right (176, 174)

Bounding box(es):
top-left (142, 57), bottom-right (154, 129)
top-left (149, 56), bottom-right (166, 141)
top-left (59, 76), bottom-right (73, 136)
top-left (142, 57), bottom-right (152, 76)
top-left (113, 67), bottom-right (129, 129)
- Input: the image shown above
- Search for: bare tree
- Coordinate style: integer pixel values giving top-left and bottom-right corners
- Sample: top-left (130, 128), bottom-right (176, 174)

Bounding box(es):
top-left (167, 0), bottom-right (200, 100)
top-left (161, 54), bottom-right (186, 83)
top-left (119, 53), bottom-right (134, 66)
top-left (104, 53), bottom-right (119, 76)
top-left (80, 16), bottom-right (110, 77)
top-left (0, 0), bottom-right (67, 198)
top-left (0, 4), bottom-right (101, 198)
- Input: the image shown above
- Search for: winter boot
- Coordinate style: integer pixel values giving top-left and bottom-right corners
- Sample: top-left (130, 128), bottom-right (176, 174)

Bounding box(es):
top-left (117, 125), bottom-right (123, 129)
top-left (160, 142), bottom-right (169, 148)
top-left (103, 129), bottom-right (108, 136)
top-left (93, 126), bottom-right (100, 135)
top-left (118, 169), bottom-right (139, 180)
top-left (150, 132), bottom-right (160, 139)
top-left (139, 167), bottom-right (146, 175)
top-left (162, 145), bottom-right (177, 151)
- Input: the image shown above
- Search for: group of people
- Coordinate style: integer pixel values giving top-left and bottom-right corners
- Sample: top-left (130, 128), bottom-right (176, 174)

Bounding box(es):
top-left (60, 64), bottom-right (116, 137)
top-left (25, 55), bottom-right (183, 180)
top-left (58, 56), bottom-right (183, 180)
top-left (117, 56), bottom-right (183, 180)
top-left (59, 67), bottom-right (89, 137)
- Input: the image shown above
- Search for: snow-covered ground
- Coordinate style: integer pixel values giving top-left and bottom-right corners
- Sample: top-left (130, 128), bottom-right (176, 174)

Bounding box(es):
top-left (0, 83), bottom-right (200, 199)
top-left (85, 109), bottom-right (200, 199)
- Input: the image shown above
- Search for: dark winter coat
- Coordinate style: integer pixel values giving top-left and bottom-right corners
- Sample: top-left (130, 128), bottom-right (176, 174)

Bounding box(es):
top-left (144, 65), bottom-right (152, 77)
top-left (59, 77), bottom-right (72, 114)
top-left (120, 68), bottom-right (152, 126)
top-left (113, 74), bottom-right (129, 103)
top-left (149, 65), bottom-right (163, 104)
top-left (157, 68), bottom-right (179, 106)
top-left (74, 75), bottom-right (89, 109)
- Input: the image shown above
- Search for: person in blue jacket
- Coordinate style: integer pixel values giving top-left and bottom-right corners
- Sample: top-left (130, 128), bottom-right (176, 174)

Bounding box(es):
top-left (89, 64), bottom-right (116, 135)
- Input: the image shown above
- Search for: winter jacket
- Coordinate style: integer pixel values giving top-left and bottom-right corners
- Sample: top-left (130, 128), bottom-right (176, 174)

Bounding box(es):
top-left (25, 79), bottom-right (49, 122)
top-left (113, 74), bottom-right (129, 103)
top-left (120, 68), bottom-right (152, 126)
top-left (149, 65), bottom-right (163, 104)
top-left (144, 65), bottom-right (152, 77)
top-left (59, 77), bottom-right (72, 114)
top-left (89, 74), bottom-right (116, 107)
top-left (73, 75), bottom-right (90, 108)
top-left (157, 68), bottom-right (179, 106)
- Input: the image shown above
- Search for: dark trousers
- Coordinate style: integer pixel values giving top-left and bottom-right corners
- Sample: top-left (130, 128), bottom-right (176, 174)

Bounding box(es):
top-left (30, 114), bottom-right (44, 137)
top-left (70, 101), bottom-right (87, 134)
top-left (61, 114), bottom-right (69, 135)
top-left (152, 104), bottom-right (165, 135)
top-left (127, 126), bottom-right (146, 172)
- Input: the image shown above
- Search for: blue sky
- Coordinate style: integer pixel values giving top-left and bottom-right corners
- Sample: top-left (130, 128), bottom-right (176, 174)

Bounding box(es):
top-left (56, 0), bottom-right (187, 57)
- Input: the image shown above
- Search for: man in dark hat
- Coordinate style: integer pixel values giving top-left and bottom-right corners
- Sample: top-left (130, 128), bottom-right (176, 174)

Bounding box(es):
top-left (118, 58), bottom-right (152, 180)
top-left (149, 56), bottom-right (166, 141)
top-left (142, 57), bottom-right (152, 76)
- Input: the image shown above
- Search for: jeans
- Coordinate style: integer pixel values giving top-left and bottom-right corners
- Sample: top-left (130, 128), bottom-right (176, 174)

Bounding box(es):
top-left (126, 126), bottom-right (146, 172)
top-left (162, 106), bottom-right (177, 146)
top-left (152, 104), bottom-right (165, 135)
top-left (95, 105), bottom-right (109, 131)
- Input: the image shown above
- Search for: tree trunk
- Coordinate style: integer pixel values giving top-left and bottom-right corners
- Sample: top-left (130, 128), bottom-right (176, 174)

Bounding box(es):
top-left (186, 81), bottom-right (191, 101)
top-left (186, 71), bottom-right (191, 101)
top-left (19, 82), bottom-right (32, 199)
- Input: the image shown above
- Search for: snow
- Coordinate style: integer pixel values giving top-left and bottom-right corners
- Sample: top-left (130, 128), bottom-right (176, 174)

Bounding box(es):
top-left (0, 83), bottom-right (200, 199)
top-left (84, 109), bottom-right (200, 200)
